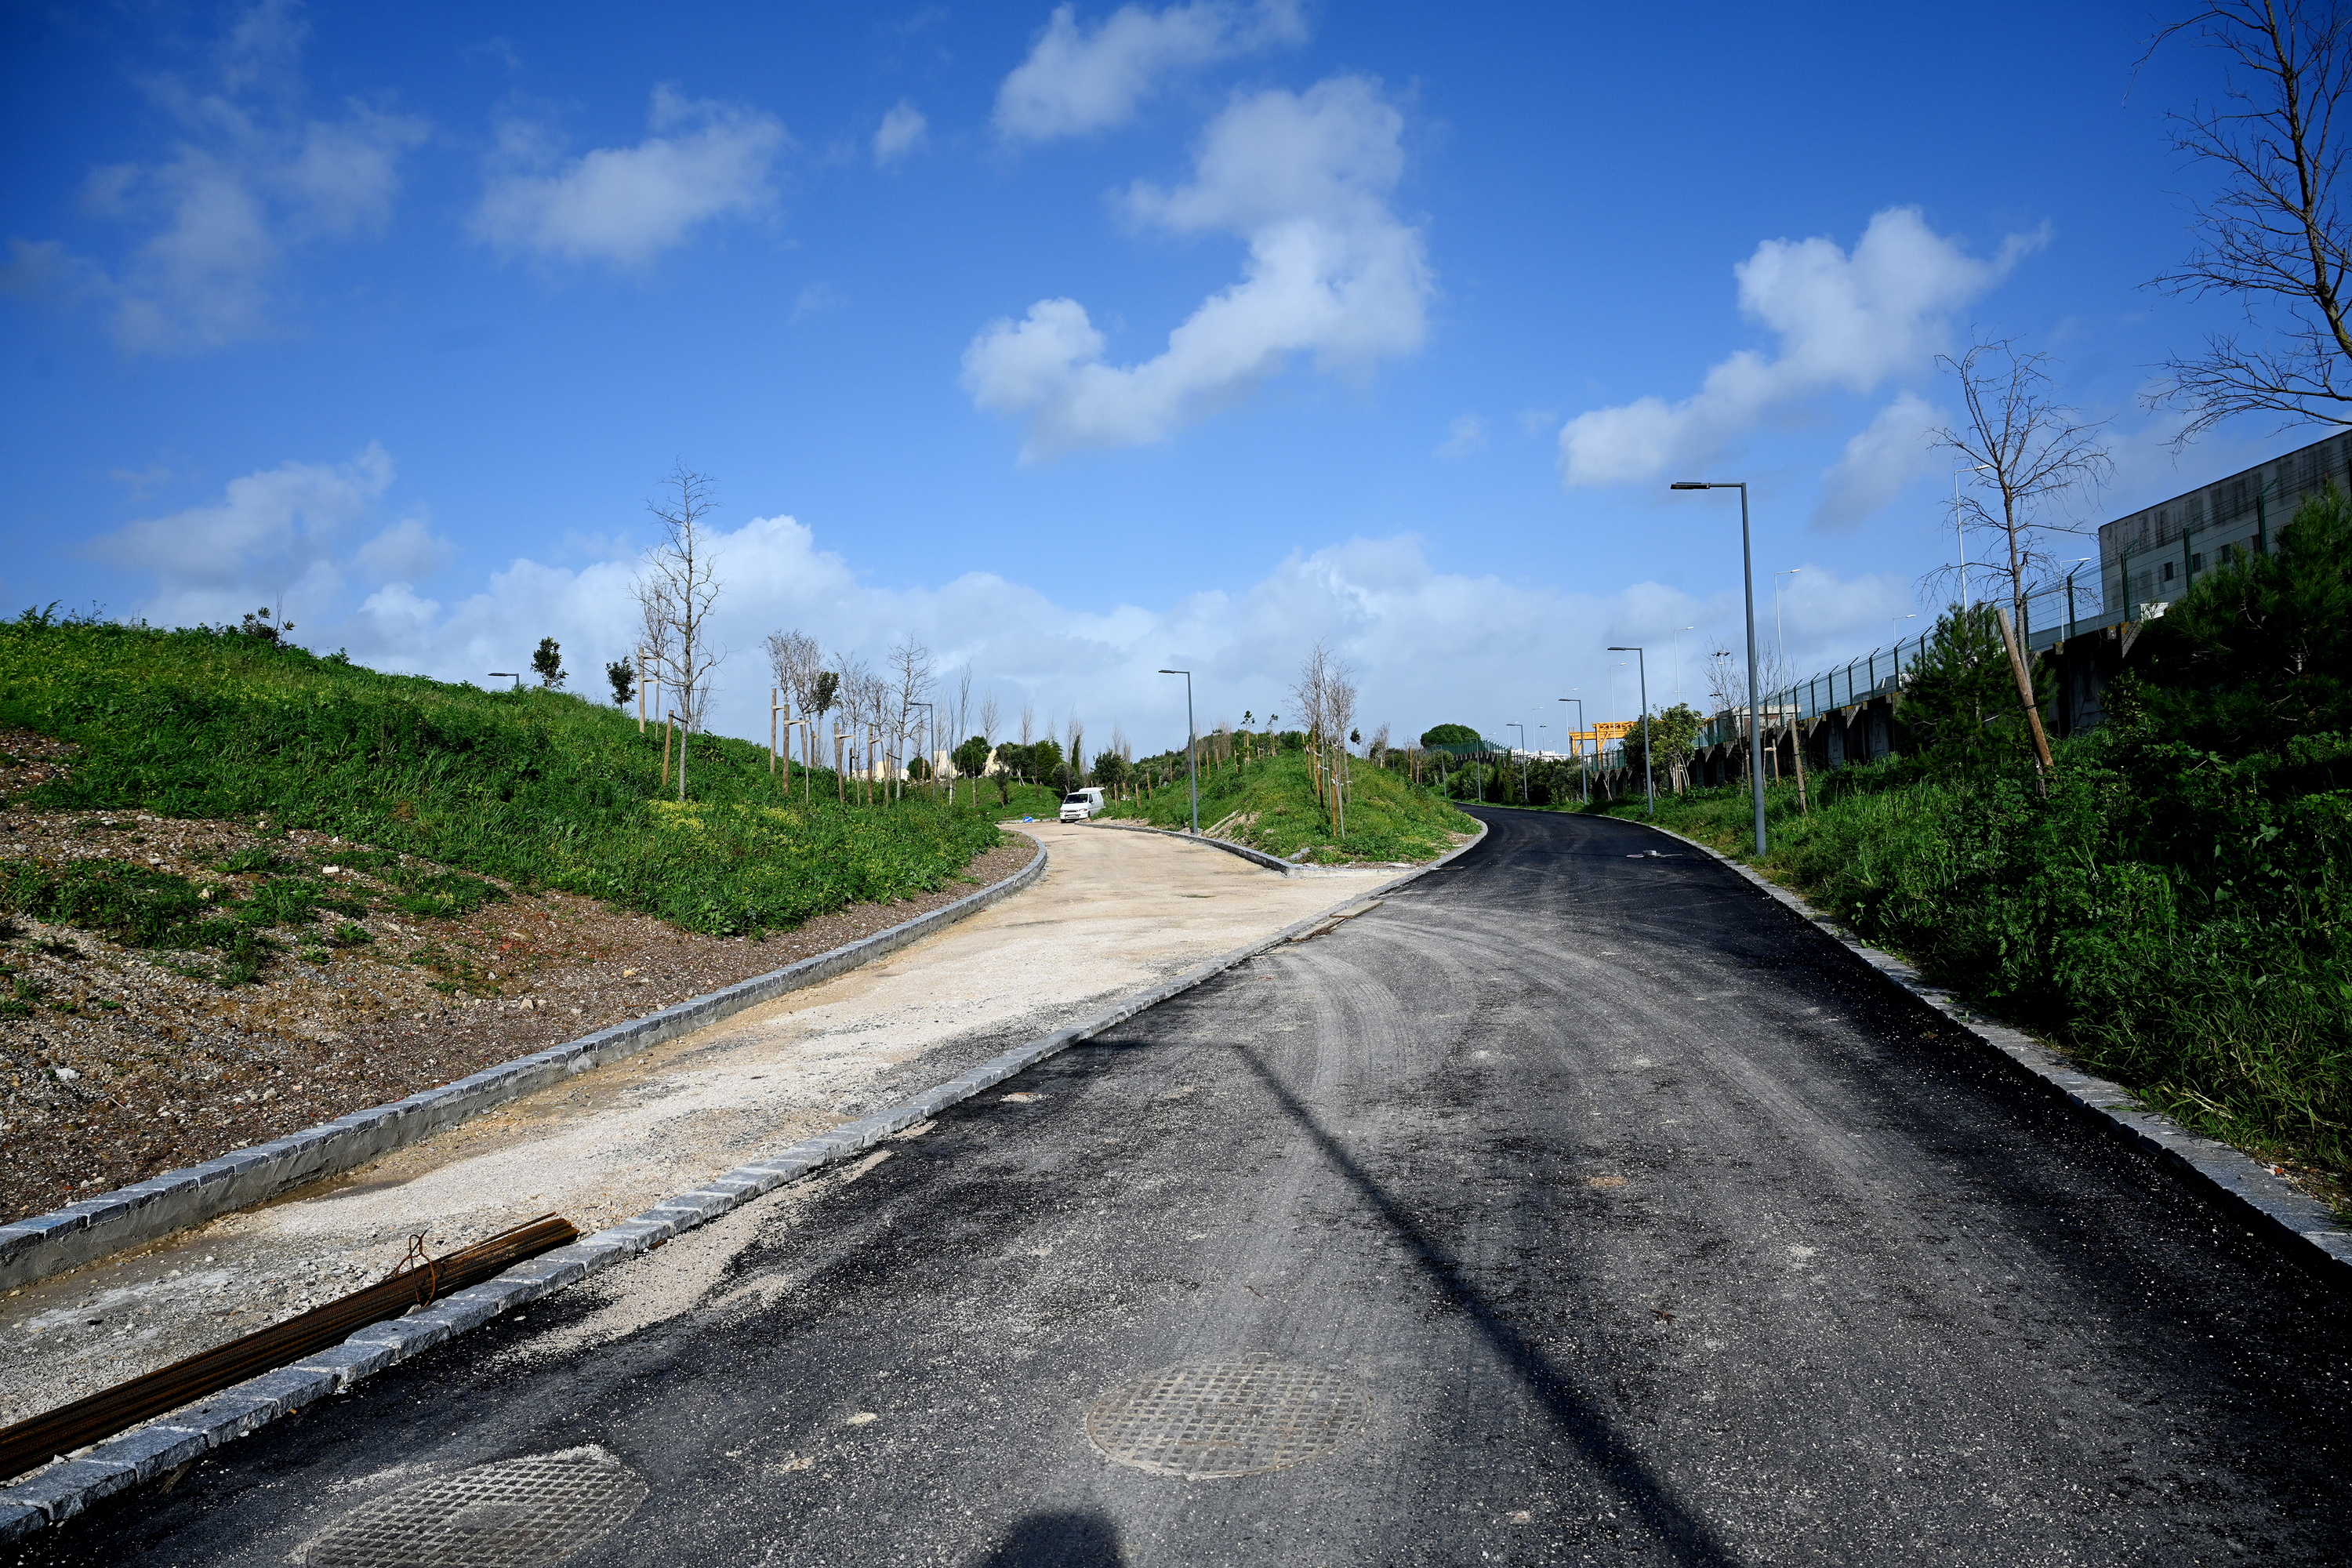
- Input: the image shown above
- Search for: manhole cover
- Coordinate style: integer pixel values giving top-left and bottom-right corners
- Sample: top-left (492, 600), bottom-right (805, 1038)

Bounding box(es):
top-left (1083, 1356), bottom-right (1374, 1479)
top-left (302, 1446), bottom-right (647, 1567)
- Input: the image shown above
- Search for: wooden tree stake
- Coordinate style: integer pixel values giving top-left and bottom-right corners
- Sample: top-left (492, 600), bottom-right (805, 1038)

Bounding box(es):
top-left (1994, 605), bottom-right (2055, 772)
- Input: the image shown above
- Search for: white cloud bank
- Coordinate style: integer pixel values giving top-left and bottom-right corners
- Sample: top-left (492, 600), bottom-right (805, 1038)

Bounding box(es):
top-left (1557, 207), bottom-right (2044, 492)
top-left (1, 0), bottom-right (427, 354)
top-left (964, 74), bottom-right (1432, 458)
top-left (88, 446), bottom-right (1915, 756)
top-left (474, 85), bottom-right (786, 267)
top-left (993, 0), bottom-right (1307, 141)
top-left (91, 442), bottom-right (450, 630)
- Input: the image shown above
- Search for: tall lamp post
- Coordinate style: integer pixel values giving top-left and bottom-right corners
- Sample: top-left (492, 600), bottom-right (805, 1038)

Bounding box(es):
top-left (1157, 669), bottom-right (1198, 835)
top-left (1606, 647), bottom-right (1655, 817)
top-left (1505, 721), bottom-right (1526, 804)
top-left (1558, 697), bottom-right (1588, 804)
top-left (1671, 480), bottom-right (1768, 855)
top-left (1773, 568), bottom-right (1802, 666)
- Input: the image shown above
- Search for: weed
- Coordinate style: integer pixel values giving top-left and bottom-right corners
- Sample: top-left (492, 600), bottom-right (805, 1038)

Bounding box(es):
top-left (215, 846), bottom-right (298, 874)
top-left (381, 867), bottom-right (504, 921)
top-left (330, 920), bottom-right (373, 946)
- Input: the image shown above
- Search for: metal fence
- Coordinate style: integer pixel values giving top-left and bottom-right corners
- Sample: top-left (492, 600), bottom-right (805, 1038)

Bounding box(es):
top-left (1683, 576), bottom-right (2118, 751)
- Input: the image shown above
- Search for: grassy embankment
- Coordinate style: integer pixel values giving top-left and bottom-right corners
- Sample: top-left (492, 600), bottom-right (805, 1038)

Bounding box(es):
top-left (0, 618), bottom-right (1005, 949)
top-left (987, 780), bottom-right (1077, 822)
top-left (1101, 748), bottom-right (1476, 862)
top-left (1574, 725), bottom-right (2352, 1190)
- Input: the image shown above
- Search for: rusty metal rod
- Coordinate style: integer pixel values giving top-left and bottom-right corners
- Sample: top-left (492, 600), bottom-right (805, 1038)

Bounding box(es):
top-left (0, 1212), bottom-right (577, 1483)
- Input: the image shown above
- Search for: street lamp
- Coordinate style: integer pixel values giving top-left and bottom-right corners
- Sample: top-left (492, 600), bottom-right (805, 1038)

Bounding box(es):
top-left (1606, 647), bottom-right (1655, 817)
top-left (1773, 568), bottom-right (1802, 666)
top-left (1558, 697), bottom-right (1588, 804)
top-left (1953, 462), bottom-right (1993, 610)
top-left (1505, 721), bottom-right (1526, 803)
top-left (1671, 480), bottom-right (1769, 855)
top-left (1157, 669), bottom-right (1198, 835)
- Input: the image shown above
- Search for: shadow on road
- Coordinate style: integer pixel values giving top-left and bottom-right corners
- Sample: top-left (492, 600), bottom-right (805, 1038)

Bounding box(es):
top-left (975, 1508), bottom-right (1125, 1566)
top-left (1228, 1043), bottom-right (1740, 1568)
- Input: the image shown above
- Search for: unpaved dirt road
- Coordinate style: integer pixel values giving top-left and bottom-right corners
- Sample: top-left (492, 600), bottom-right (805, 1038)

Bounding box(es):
top-left (0, 824), bottom-right (1385, 1429)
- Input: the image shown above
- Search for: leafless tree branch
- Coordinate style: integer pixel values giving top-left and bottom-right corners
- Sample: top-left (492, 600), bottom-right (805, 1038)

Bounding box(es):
top-left (2145, 1), bottom-right (2352, 437)
top-left (1934, 338), bottom-right (2114, 627)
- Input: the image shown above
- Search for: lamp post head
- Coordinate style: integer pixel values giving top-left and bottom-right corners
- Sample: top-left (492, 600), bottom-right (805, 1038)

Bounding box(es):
top-left (1669, 481), bottom-right (1709, 490)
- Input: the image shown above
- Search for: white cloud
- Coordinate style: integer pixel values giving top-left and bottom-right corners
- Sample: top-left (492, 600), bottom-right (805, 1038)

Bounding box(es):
top-left (94, 442), bottom-right (394, 628)
top-left (93, 445), bottom-right (1929, 758)
top-left (4, 1), bottom-right (427, 354)
top-left (1558, 207), bottom-right (2045, 488)
top-left (963, 74), bottom-right (1432, 457)
top-left (474, 85), bottom-right (786, 267)
top-left (1812, 392), bottom-right (1943, 532)
top-left (994, 0), bottom-right (1307, 142)
top-left (873, 101), bottom-right (928, 165)
top-left (356, 515), bottom-right (453, 580)
top-left (1435, 414), bottom-right (1485, 459)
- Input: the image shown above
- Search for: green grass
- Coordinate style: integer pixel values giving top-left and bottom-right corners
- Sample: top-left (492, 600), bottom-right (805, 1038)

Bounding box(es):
top-left (985, 780), bottom-right (1076, 822)
top-left (0, 619), bottom-right (1006, 938)
top-left (1574, 735), bottom-right (2352, 1189)
top-left (1102, 750), bottom-right (1475, 862)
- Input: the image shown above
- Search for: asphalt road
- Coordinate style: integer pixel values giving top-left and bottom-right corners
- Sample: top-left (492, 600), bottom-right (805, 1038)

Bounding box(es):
top-left (23, 806), bottom-right (2351, 1566)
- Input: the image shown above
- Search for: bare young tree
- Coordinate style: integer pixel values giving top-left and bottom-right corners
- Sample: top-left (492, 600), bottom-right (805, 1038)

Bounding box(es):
top-left (635, 463), bottom-right (724, 801)
top-left (850, 660), bottom-right (891, 804)
top-left (950, 666), bottom-right (973, 803)
top-left (1934, 339), bottom-right (2114, 630)
top-left (978, 690), bottom-right (1002, 802)
top-left (1018, 702), bottom-right (1036, 748)
top-left (1704, 643), bottom-right (1744, 722)
top-left (764, 629), bottom-right (822, 776)
top-left (887, 637), bottom-right (932, 801)
top-left (1290, 640), bottom-right (1358, 836)
top-left (2145, 1), bottom-right (2352, 437)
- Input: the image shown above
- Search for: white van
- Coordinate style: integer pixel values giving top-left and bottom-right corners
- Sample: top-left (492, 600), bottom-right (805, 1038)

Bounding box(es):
top-left (1058, 787), bottom-right (1106, 822)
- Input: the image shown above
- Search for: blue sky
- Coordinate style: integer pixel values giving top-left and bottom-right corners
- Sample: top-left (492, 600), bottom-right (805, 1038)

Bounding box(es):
top-left (0, 0), bottom-right (2289, 752)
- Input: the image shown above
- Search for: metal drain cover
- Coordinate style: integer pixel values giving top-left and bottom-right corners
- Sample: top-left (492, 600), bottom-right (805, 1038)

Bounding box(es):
top-left (1083, 1356), bottom-right (1374, 1479)
top-left (303, 1446), bottom-right (648, 1567)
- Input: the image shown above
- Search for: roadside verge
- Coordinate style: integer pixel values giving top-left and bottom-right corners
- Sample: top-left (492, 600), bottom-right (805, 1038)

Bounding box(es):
top-left (1626, 815), bottom-right (2352, 1287)
top-left (0, 818), bottom-right (1484, 1538)
top-left (0, 840), bottom-right (1048, 1294)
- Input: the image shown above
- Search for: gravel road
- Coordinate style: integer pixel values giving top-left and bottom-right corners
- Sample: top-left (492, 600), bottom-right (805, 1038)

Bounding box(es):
top-left (19, 807), bottom-right (2350, 1566)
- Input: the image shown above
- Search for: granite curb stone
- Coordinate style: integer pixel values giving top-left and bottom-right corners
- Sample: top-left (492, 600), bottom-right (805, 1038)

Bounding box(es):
top-left (0, 837), bottom-right (1049, 1292)
top-left (0, 822), bottom-right (1490, 1537)
top-left (1628, 815), bottom-right (2352, 1287)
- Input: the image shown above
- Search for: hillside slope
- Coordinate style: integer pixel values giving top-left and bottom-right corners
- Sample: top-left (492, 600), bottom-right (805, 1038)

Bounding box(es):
top-left (0, 616), bottom-right (1001, 935)
top-left (1105, 750), bottom-right (1474, 862)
